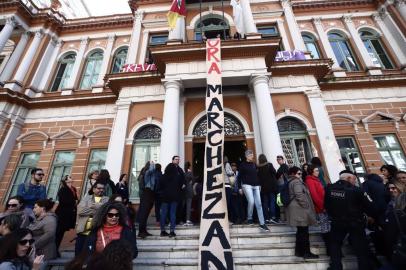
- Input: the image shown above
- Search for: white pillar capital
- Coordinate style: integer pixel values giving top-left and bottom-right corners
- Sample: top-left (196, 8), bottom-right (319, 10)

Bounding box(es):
top-left (163, 79), bottom-right (183, 90)
top-left (281, 0), bottom-right (292, 8)
top-left (134, 10), bottom-right (145, 20)
top-left (250, 75), bottom-right (270, 88)
top-left (395, 0), bottom-right (406, 21)
top-left (5, 16), bottom-right (18, 28)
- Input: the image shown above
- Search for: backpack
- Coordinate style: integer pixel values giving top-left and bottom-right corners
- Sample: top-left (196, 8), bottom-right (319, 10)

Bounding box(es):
top-left (278, 178), bottom-right (294, 207)
top-left (392, 210), bottom-right (406, 268)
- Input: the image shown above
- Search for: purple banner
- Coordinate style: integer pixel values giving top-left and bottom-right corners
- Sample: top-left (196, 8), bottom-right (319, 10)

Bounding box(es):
top-left (275, 50), bottom-right (306, 62)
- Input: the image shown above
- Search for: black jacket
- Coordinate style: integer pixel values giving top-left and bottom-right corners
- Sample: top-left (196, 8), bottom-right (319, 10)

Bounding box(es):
top-left (238, 161), bottom-right (260, 186)
top-left (157, 163), bottom-right (185, 203)
top-left (362, 174), bottom-right (387, 221)
top-left (115, 182), bottom-right (129, 202)
top-left (325, 180), bottom-right (375, 226)
top-left (257, 162), bottom-right (278, 193)
top-left (55, 185), bottom-right (77, 230)
top-left (276, 163), bottom-right (289, 182)
top-left (383, 209), bottom-right (406, 262)
top-left (84, 226), bottom-right (138, 258)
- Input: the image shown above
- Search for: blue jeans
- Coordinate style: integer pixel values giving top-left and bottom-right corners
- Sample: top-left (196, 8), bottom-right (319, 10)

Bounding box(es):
top-left (160, 202), bottom-right (177, 232)
top-left (262, 192), bottom-right (277, 221)
top-left (242, 184), bottom-right (265, 225)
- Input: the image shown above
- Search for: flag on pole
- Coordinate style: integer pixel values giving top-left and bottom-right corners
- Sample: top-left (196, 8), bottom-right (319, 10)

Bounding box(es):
top-left (167, 0), bottom-right (187, 29)
top-left (230, 0), bottom-right (244, 36)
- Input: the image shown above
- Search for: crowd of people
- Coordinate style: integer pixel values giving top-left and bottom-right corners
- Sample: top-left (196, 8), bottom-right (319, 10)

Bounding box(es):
top-left (0, 150), bottom-right (405, 270)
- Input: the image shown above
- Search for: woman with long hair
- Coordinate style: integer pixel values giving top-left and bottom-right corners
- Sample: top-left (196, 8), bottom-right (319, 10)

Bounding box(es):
top-left (305, 165), bottom-right (330, 255)
top-left (381, 164), bottom-right (399, 184)
top-left (0, 228), bottom-right (44, 270)
top-left (115, 174), bottom-right (129, 204)
top-left (83, 202), bottom-right (137, 258)
top-left (55, 175), bottom-right (78, 251)
top-left (285, 166), bottom-right (318, 259)
top-left (95, 170), bottom-right (117, 197)
top-left (27, 199), bottom-right (57, 261)
top-left (310, 157), bottom-right (327, 187)
top-left (0, 196), bottom-right (33, 228)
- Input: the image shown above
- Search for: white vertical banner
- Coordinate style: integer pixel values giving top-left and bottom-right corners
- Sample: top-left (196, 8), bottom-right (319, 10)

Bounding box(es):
top-left (198, 39), bottom-right (234, 270)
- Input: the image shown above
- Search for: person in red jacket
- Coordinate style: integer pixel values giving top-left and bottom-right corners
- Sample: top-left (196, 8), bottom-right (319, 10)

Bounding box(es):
top-left (305, 165), bottom-right (331, 256)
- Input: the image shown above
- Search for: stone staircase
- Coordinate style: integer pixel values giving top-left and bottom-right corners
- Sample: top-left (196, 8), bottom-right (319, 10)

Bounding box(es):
top-left (53, 223), bottom-right (357, 270)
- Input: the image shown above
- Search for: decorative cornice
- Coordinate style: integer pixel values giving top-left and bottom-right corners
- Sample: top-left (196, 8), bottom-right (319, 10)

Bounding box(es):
top-left (293, 0), bottom-right (377, 11)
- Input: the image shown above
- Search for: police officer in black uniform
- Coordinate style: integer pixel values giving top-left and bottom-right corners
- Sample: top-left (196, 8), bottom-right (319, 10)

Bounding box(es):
top-left (325, 170), bottom-right (375, 270)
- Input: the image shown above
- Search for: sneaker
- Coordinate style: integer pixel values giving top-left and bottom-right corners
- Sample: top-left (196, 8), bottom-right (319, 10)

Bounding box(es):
top-left (145, 231), bottom-right (152, 236)
top-left (138, 232), bottom-right (148, 238)
top-left (185, 220), bottom-right (194, 226)
top-left (169, 231), bottom-right (176, 238)
top-left (265, 220), bottom-right (271, 225)
top-left (247, 219), bottom-right (254, 225)
top-left (303, 252), bottom-right (319, 259)
top-left (160, 231), bottom-right (169, 237)
top-left (259, 224), bottom-right (270, 232)
top-left (270, 218), bottom-right (279, 224)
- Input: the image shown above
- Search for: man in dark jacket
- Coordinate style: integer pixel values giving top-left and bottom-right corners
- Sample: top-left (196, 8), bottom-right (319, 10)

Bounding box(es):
top-left (276, 156), bottom-right (289, 184)
top-left (17, 168), bottom-right (46, 209)
top-left (362, 173), bottom-right (387, 223)
top-left (325, 170), bottom-right (375, 270)
top-left (158, 157), bottom-right (185, 237)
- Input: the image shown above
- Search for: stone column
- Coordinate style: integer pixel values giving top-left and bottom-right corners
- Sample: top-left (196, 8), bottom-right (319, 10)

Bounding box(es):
top-left (28, 35), bottom-right (59, 95)
top-left (276, 19), bottom-right (291, 51)
top-left (5, 30), bottom-right (44, 92)
top-left (343, 15), bottom-right (382, 75)
top-left (37, 40), bottom-right (64, 92)
top-left (138, 30), bottom-right (149, 64)
top-left (240, 0), bottom-right (257, 34)
top-left (105, 100), bottom-right (131, 183)
top-left (306, 88), bottom-right (345, 182)
top-left (373, 11), bottom-right (406, 68)
top-left (168, 17), bottom-right (186, 41)
top-left (313, 17), bottom-right (346, 77)
top-left (251, 75), bottom-right (283, 165)
top-left (0, 111), bottom-right (25, 179)
top-left (179, 96), bottom-right (185, 163)
top-left (0, 17), bottom-right (17, 53)
top-left (395, 0), bottom-right (406, 22)
top-left (97, 34), bottom-right (116, 86)
top-left (0, 32), bottom-right (30, 84)
top-left (248, 94), bottom-right (263, 158)
top-left (281, 0), bottom-right (306, 51)
top-left (160, 80), bottom-right (181, 167)
top-left (127, 10), bottom-right (144, 64)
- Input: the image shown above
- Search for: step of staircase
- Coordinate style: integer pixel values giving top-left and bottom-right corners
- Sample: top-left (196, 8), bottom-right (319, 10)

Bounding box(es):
top-left (52, 224), bottom-right (357, 270)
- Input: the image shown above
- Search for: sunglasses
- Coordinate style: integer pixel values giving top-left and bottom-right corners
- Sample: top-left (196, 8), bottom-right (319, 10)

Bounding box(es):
top-left (107, 213), bottom-right (119, 218)
top-left (297, 173), bottom-right (302, 175)
top-left (7, 203), bottom-right (18, 208)
top-left (36, 174), bottom-right (45, 176)
top-left (19, 239), bottom-right (35, 246)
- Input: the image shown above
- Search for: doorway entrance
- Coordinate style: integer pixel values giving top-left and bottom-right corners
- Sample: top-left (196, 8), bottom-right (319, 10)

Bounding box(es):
top-left (192, 140), bottom-right (247, 181)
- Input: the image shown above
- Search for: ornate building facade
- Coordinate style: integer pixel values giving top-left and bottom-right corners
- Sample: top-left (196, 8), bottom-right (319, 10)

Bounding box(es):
top-left (0, 0), bottom-right (406, 203)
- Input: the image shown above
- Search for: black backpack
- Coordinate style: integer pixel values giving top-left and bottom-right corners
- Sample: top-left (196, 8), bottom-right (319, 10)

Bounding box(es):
top-left (392, 210), bottom-right (406, 268)
top-left (280, 178), bottom-right (294, 206)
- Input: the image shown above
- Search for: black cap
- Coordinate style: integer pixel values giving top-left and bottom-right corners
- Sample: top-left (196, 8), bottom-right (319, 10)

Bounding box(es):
top-left (339, 169), bottom-right (356, 176)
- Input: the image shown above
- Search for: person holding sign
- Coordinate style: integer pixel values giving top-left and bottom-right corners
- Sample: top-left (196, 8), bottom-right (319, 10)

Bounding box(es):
top-left (238, 150), bottom-right (270, 231)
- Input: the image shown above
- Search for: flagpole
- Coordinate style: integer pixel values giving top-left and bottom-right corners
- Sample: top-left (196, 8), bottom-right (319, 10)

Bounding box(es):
top-left (199, 0), bottom-right (202, 42)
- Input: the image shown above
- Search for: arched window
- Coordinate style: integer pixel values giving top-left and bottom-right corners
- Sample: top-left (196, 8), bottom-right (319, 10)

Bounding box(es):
top-left (195, 15), bottom-right (230, 40)
top-left (130, 125), bottom-right (161, 200)
top-left (111, 47), bottom-right (128, 73)
top-left (50, 53), bottom-right (76, 92)
top-left (193, 113), bottom-right (245, 137)
top-left (328, 32), bottom-right (359, 71)
top-left (302, 33), bottom-right (321, 59)
top-left (360, 30), bottom-right (393, 69)
top-left (79, 50), bottom-right (104, 89)
top-left (278, 117), bottom-right (312, 166)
